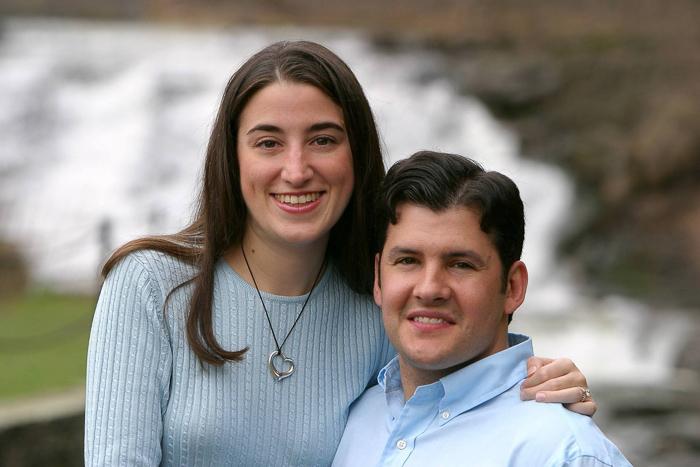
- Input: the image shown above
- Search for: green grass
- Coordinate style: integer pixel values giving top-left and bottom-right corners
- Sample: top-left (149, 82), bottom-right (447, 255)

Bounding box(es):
top-left (0, 291), bottom-right (97, 401)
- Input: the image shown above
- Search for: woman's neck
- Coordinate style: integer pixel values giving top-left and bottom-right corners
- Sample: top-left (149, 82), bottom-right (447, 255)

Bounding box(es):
top-left (224, 232), bottom-right (328, 296)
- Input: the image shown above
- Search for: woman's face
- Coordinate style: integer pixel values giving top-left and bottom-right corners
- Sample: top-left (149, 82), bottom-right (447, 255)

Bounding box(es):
top-left (237, 82), bottom-right (354, 252)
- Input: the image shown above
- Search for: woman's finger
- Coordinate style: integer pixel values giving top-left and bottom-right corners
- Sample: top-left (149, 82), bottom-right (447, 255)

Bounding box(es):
top-left (536, 386), bottom-right (592, 404)
top-left (521, 358), bottom-right (587, 389)
top-left (563, 400), bottom-right (597, 417)
top-left (520, 372), bottom-right (588, 399)
top-left (520, 383), bottom-right (597, 416)
top-left (525, 356), bottom-right (554, 377)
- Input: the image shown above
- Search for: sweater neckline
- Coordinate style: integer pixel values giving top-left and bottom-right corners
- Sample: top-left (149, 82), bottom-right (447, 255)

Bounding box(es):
top-left (217, 257), bottom-right (333, 303)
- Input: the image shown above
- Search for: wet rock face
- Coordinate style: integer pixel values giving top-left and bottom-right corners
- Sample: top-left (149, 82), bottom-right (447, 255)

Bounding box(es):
top-left (446, 54), bottom-right (562, 118)
top-left (363, 1), bottom-right (700, 309)
top-left (435, 44), bottom-right (700, 308)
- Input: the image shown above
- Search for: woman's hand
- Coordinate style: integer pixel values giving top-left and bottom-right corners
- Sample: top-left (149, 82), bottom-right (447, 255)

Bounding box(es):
top-left (520, 356), bottom-right (596, 417)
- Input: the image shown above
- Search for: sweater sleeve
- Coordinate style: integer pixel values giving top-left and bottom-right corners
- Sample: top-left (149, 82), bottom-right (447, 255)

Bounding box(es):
top-left (85, 253), bottom-right (173, 466)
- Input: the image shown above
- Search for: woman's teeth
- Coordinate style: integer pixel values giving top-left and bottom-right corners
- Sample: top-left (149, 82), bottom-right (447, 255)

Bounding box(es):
top-left (275, 193), bottom-right (320, 205)
top-left (412, 317), bottom-right (446, 324)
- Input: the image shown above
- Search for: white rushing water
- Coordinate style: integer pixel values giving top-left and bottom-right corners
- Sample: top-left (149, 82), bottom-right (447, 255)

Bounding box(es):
top-left (0, 18), bottom-right (693, 389)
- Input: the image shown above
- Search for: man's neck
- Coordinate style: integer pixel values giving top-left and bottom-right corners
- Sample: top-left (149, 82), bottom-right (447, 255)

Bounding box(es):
top-left (397, 332), bottom-right (510, 402)
top-left (397, 358), bottom-right (454, 403)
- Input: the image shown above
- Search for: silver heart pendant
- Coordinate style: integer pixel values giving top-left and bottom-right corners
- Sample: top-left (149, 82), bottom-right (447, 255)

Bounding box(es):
top-left (268, 350), bottom-right (295, 381)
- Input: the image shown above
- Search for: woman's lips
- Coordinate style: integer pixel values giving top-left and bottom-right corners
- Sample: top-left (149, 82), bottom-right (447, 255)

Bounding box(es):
top-left (273, 192), bottom-right (321, 205)
top-left (272, 192), bottom-right (324, 213)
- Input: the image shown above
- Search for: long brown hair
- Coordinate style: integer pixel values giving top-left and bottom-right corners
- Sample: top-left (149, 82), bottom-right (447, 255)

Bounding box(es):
top-left (102, 41), bottom-right (385, 365)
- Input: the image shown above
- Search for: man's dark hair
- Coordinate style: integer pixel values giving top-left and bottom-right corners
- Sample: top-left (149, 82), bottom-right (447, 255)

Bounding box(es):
top-left (375, 150), bottom-right (525, 294)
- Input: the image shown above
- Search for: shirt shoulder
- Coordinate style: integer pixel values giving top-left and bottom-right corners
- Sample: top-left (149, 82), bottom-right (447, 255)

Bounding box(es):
top-left (485, 385), bottom-right (632, 466)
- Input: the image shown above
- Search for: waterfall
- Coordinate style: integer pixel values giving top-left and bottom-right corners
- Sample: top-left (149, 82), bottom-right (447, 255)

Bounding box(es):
top-left (0, 18), bottom-right (692, 394)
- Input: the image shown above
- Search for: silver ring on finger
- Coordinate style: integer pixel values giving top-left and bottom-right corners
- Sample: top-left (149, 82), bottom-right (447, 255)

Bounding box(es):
top-left (577, 386), bottom-right (591, 402)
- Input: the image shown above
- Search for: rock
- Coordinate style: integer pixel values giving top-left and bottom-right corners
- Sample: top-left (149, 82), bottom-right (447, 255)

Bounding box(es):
top-left (447, 53), bottom-right (561, 117)
top-left (628, 94), bottom-right (700, 190)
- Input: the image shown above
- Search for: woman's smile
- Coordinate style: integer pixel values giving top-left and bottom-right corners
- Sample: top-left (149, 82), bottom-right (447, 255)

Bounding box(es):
top-left (273, 192), bottom-right (322, 205)
top-left (273, 191), bottom-right (325, 214)
top-left (237, 82), bottom-right (355, 251)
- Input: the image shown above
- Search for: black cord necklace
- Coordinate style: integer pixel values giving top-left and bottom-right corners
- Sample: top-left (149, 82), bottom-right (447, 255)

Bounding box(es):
top-left (240, 243), bottom-right (326, 381)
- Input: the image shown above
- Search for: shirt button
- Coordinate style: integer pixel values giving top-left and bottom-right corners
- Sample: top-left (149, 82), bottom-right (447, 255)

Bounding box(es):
top-left (441, 411), bottom-right (450, 419)
top-left (397, 439), bottom-right (407, 450)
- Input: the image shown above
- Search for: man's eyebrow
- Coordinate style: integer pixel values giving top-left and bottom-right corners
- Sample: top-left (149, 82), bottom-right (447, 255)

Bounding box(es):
top-left (385, 246), bottom-right (420, 258)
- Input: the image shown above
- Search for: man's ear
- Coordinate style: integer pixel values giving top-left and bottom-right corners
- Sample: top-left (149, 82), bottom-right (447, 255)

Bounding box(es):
top-left (373, 253), bottom-right (382, 307)
top-left (504, 261), bottom-right (528, 316)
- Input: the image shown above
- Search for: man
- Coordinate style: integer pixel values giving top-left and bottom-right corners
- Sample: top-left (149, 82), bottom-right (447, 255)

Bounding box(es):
top-left (333, 151), bottom-right (630, 466)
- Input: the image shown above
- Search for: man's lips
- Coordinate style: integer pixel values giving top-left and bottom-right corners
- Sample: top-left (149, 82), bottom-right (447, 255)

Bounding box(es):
top-left (406, 310), bottom-right (456, 325)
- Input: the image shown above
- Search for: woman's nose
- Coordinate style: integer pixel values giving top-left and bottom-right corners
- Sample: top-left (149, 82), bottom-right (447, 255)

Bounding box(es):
top-left (281, 146), bottom-right (313, 186)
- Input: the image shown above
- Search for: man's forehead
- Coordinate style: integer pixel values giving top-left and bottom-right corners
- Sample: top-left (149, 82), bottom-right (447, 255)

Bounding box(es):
top-left (393, 202), bottom-right (482, 222)
top-left (390, 203), bottom-right (482, 232)
top-left (385, 203), bottom-right (489, 252)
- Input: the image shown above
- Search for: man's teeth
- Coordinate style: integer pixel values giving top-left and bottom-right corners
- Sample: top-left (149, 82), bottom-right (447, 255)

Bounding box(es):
top-left (412, 317), bottom-right (446, 324)
top-left (275, 193), bottom-right (320, 205)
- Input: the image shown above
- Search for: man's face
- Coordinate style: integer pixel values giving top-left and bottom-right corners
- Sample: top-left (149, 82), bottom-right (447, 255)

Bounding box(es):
top-left (375, 203), bottom-right (524, 379)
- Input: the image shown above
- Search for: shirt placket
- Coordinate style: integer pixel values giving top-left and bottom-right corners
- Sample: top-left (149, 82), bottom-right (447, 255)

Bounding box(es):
top-left (379, 385), bottom-right (442, 466)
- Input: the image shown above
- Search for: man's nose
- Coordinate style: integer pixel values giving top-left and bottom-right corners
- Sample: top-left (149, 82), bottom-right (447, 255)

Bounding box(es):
top-left (414, 266), bottom-right (451, 303)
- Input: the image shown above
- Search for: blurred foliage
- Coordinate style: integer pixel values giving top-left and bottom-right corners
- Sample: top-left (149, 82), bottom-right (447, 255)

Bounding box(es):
top-left (0, 291), bottom-right (95, 401)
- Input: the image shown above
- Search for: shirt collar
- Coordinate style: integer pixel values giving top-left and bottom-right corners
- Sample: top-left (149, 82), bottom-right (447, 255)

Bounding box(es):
top-left (439, 333), bottom-right (532, 422)
top-left (377, 357), bottom-right (400, 392)
top-left (377, 333), bottom-right (533, 424)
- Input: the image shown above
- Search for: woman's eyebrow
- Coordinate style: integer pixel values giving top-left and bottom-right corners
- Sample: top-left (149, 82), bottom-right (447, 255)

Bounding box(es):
top-left (246, 124), bottom-right (281, 135)
top-left (308, 122), bottom-right (345, 132)
top-left (245, 122), bottom-right (344, 135)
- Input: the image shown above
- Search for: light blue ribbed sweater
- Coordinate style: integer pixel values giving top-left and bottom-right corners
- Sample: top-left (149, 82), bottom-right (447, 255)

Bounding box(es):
top-left (85, 250), bottom-right (395, 466)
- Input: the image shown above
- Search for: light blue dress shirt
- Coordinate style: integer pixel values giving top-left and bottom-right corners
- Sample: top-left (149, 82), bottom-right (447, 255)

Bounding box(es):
top-left (333, 334), bottom-right (631, 466)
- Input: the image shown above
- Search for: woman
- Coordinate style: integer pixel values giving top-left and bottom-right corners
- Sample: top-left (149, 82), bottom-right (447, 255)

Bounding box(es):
top-left (85, 40), bottom-right (594, 466)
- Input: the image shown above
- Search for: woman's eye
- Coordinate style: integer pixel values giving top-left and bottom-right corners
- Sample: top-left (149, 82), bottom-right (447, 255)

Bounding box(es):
top-left (257, 139), bottom-right (279, 149)
top-left (313, 137), bottom-right (333, 146)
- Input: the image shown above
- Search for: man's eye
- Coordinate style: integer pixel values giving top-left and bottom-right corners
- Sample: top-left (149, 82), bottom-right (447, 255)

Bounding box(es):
top-left (454, 262), bottom-right (474, 269)
top-left (396, 257), bottom-right (418, 265)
